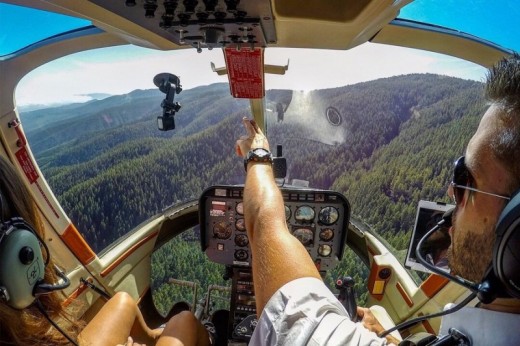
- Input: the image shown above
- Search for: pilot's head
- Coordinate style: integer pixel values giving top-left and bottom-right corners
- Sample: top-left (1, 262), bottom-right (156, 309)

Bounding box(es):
top-left (447, 53), bottom-right (520, 283)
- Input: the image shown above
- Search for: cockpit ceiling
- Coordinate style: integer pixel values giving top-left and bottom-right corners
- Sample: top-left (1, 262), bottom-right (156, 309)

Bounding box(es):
top-left (3, 0), bottom-right (410, 50)
top-left (89, 0), bottom-right (277, 51)
top-left (89, 0), bottom-right (411, 50)
top-left (1, 0), bottom-right (512, 66)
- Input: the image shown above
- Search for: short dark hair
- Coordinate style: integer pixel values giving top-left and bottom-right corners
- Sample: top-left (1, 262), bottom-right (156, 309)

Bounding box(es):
top-left (485, 52), bottom-right (520, 191)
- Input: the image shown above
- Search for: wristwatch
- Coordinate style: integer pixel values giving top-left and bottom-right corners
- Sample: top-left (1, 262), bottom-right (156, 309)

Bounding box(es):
top-left (244, 148), bottom-right (273, 171)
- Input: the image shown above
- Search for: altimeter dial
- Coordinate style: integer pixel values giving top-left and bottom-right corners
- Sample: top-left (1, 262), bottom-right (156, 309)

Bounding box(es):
top-left (213, 221), bottom-right (232, 239)
top-left (293, 228), bottom-right (314, 246)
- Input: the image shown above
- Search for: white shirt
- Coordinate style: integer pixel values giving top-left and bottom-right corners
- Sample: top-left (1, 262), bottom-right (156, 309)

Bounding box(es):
top-left (249, 277), bottom-right (387, 346)
top-left (440, 305), bottom-right (520, 345)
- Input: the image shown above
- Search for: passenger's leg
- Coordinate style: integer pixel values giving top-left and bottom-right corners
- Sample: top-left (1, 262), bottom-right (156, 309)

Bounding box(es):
top-left (79, 291), bottom-right (158, 346)
top-left (156, 311), bottom-right (211, 346)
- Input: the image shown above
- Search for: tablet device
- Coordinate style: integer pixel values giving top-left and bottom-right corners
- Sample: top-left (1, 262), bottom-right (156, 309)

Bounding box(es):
top-left (404, 200), bottom-right (454, 274)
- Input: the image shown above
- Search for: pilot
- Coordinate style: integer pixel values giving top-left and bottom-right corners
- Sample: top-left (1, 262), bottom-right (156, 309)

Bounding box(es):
top-left (235, 54), bottom-right (520, 345)
top-left (0, 156), bottom-right (211, 346)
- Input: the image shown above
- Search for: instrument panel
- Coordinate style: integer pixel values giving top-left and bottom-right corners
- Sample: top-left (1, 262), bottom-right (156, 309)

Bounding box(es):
top-left (199, 185), bottom-right (350, 272)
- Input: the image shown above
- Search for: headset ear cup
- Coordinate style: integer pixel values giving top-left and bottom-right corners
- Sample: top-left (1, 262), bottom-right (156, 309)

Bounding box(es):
top-left (0, 227), bottom-right (45, 309)
top-left (494, 190), bottom-right (520, 299)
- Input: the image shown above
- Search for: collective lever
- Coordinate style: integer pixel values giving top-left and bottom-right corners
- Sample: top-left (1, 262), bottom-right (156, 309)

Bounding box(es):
top-left (336, 276), bottom-right (358, 322)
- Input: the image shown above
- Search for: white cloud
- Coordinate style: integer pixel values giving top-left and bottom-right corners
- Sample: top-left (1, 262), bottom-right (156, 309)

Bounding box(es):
top-left (16, 43), bottom-right (486, 106)
top-left (265, 44), bottom-right (486, 90)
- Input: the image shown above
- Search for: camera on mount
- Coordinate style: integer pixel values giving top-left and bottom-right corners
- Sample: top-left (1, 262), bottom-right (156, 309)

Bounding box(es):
top-left (154, 73), bottom-right (182, 131)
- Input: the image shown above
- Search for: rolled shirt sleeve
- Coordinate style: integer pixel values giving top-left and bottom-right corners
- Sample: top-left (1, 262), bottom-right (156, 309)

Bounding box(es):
top-left (250, 277), bottom-right (387, 346)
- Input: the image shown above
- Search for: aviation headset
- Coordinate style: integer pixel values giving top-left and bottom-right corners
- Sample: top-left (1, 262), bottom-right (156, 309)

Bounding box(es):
top-left (0, 188), bottom-right (68, 310)
top-left (489, 189), bottom-right (520, 300)
top-left (380, 193), bottom-right (520, 338)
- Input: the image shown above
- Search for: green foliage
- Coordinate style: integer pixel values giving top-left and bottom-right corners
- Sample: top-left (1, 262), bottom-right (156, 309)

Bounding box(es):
top-left (151, 228), bottom-right (230, 315)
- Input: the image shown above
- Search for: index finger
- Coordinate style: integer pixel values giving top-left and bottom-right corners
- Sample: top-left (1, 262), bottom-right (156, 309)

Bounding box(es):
top-left (242, 117), bottom-right (256, 137)
top-left (250, 119), bottom-right (265, 136)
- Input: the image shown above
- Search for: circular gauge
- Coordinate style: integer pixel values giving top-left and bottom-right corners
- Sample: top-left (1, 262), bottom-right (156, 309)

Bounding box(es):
top-left (292, 228), bottom-right (314, 246)
top-left (235, 234), bottom-right (249, 247)
top-left (295, 206), bottom-right (315, 222)
top-left (285, 205), bottom-right (291, 221)
top-left (318, 206), bottom-right (339, 225)
top-left (318, 244), bottom-right (332, 257)
top-left (234, 249), bottom-right (248, 261)
top-left (213, 221), bottom-right (232, 239)
top-left (236, 202), bottom-right (244, 215)
top-left (319, 228), bottom-right (334, 241)
top-left (235, 218), bottom-right (246, 231)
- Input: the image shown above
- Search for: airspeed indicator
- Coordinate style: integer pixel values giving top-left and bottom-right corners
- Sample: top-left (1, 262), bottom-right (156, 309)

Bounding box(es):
top-left (295, 205), bottom-right (315, 222)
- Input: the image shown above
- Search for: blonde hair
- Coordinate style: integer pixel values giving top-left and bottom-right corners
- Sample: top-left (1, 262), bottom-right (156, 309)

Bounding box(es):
top-left (0, 156), bottom-right (85, 344)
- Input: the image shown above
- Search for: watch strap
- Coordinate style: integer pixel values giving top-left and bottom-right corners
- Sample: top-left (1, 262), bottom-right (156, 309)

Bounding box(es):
top-left (244, 148), bottom-right (273, 171)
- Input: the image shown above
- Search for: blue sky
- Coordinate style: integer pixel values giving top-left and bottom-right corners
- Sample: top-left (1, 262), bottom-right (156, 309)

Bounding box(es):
top-left (0, 3), bottom-right (90, 55)
top-left (400, 0), bottom-right (520, 52)
top-left (4, 1), bottom-right (503, 106)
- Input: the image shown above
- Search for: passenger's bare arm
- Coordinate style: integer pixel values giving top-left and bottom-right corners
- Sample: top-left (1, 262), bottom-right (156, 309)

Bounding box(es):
top-left (236, 117), bottom-right (321, 315)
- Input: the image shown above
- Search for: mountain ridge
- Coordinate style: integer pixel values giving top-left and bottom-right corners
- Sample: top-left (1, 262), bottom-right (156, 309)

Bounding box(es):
top-left (20, 74), bottom-right (483, 252)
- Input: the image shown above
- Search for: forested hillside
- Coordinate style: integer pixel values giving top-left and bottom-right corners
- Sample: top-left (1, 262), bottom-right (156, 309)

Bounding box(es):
top-left (21, 74), bottom-right (486, 306)
top-left (21, 73), bottom-right (485, 251)
top-left (332, 80), bottom-right (484, 251)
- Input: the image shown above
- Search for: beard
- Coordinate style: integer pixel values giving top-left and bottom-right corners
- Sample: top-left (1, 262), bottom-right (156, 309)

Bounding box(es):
top-left (447, 209), bottom-right (496, 283)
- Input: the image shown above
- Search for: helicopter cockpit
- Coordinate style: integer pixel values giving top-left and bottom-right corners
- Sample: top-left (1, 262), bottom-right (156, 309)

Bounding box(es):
top-left (0, 0), bottom-right (518, 345)
top-left (199, 185), bottom-right (350, 340)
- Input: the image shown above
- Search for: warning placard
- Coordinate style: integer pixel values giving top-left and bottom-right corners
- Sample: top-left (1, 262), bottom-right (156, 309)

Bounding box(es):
top-left (224, 47), bottom-right (265, 99)
top-left (15, 147), bottom-right (39, 184)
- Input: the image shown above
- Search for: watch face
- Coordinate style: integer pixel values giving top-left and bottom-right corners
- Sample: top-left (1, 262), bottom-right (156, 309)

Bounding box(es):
top-left (254, 148), bottom-right (269, 158)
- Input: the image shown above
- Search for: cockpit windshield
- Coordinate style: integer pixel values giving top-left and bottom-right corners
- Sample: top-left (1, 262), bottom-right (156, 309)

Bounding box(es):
top-left (16, 42), bottom-right (486, 271)
top-left (0, 3), bottom-right (91, 56)
top-left (398, 0), bottom-right (520, 52)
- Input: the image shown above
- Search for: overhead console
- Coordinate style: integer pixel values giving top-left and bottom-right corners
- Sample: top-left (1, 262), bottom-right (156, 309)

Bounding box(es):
top-left (88, 0), bottom-right (276, 51)
top-left (199, 185), bottom-right (350, 272)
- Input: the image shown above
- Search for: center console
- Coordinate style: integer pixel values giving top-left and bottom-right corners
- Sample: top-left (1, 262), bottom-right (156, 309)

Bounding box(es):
top-left (199, 185), bottom-right (350, 341)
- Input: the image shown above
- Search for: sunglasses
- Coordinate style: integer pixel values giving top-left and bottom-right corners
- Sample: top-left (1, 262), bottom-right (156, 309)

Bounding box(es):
top-left (450, 156), bottom-right (511, 205)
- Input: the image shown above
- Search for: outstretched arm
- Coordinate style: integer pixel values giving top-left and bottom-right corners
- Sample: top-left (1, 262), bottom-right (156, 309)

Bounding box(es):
top-left (237, 118), bottom-right (395, 345)
top-left (236, 117), bottom-right (321, 315)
